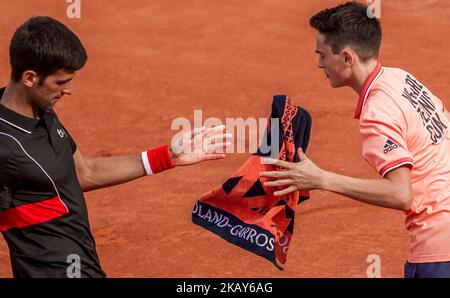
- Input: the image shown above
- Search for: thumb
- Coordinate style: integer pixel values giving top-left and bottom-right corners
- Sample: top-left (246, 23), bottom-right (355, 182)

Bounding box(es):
top-left (297, 147), bottom-right (308, 161)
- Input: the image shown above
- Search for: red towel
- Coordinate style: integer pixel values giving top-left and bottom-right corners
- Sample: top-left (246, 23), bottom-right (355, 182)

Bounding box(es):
top-left (192, 95), bottom-right (312, 269)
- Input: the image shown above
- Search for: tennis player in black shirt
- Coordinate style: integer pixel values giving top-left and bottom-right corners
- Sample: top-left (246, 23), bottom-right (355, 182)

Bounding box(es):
top-left (0, 16), bottom-right (230, 278)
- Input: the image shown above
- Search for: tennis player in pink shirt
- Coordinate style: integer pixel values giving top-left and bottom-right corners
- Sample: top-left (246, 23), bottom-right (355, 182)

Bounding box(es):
top-left (260, 1), bottom-right (450, 278)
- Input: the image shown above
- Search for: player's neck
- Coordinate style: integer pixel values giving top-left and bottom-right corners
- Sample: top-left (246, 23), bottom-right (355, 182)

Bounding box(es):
top-left (0, 82), bottom-right (39, 119)
top-left (348, 59), bottom-right (378, 95)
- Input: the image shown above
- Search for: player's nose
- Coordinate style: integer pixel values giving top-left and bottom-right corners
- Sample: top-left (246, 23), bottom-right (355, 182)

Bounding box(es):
top-left (317, 60), bottom-right (325, 69)
top-left (62, 83), bottom-right (73, 96)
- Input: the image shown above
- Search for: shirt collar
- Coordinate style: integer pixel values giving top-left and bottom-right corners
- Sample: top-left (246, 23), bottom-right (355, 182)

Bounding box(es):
top-left (354, 61), bottom-right (384, 119)
top-left (0, 87), bottom-right (54, 134)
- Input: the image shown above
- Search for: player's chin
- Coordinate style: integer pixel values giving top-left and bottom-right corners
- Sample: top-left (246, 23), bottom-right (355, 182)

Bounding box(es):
top-left (37, 101), bottom-right (54, 110)
top-left (329, 79), bottom-right (345, 88)
top-left (43, 101), bottom-right (58, 110)
top-left (51, 97), bottom-right (62, 106)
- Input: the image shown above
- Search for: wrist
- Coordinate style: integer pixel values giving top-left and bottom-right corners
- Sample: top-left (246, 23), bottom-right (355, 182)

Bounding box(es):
top-left (141, 145), bottom-right (175, 176)
top-left (169, 145), bottom-right (177, 167)
top-left (318, 169), bottom-right (332, 190)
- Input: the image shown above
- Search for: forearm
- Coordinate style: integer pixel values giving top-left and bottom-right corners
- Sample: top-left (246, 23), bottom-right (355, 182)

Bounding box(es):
top-left (320, 171), bottom-right (410, 211)
top-left (74, 126), bottom-right (229, 193)
top-left (79, 154), bottom-right (146, 192)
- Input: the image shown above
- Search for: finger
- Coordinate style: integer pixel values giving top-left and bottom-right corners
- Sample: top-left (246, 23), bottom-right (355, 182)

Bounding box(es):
top-left (203, 125), bottom-right (226, 137)
top-left (261, 158), bottom-right (294, 169)
top-left (212, 142), bottom-right (232, 149)
top-left (196, 125), bottom-right (224, 144)
top-left (191, 126), bottom-right (206, 138)
top-left (204, 142), bottom-right (232, 154)
top-left (259, 171), bottom-right (291, 178)
top-left (202, 153), bottom-right (226, 161)
top-left (205, 133), bottom-right (232, 145)
top-left (203, 134), bottom-right (231, 154)
top-left (192, 127), bottom-right (209, 148)
top-left (261, 157), bottom-right (277, 165)
top-left (263, 179), bottom-right (294, 187)
top-left (211, 124), bottom-right (226, 131)
top-left (274, 186), bottom-right (297, 196)
top-left (297, 147), bottom-right (308, 161)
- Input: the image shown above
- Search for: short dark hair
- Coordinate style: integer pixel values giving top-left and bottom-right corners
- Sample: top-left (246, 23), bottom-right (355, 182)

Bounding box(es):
top-left (9, 16), bottom-right (88, 82)
top-left (309, 1), bottom-right (382, 61)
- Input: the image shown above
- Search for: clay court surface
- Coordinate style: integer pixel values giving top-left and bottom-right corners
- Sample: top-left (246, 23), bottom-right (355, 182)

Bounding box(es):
top-left (0, 0), bottom-right (449, 277)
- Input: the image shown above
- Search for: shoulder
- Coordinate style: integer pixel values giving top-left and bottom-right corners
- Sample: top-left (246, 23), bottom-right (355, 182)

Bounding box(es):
top-left (47, 109), bottom-right (61, 123)
top-left (362, 68), bottom-right (412, 124)
top-left (362, 91), bottom-right (406, 124)
top-left (48, 109), bottom-right (69, 131)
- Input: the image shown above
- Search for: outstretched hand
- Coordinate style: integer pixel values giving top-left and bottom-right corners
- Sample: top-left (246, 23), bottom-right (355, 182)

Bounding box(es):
top-left (259, 148), bottom-right (326, 196)
top-left (170, 125), bottom-right (232, 166)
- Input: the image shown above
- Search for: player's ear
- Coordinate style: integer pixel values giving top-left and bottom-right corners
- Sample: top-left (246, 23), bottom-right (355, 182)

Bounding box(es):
top-left (342, 49), bottom-right (355, 67)
top-left (22, 70), bottom-right (39, 88)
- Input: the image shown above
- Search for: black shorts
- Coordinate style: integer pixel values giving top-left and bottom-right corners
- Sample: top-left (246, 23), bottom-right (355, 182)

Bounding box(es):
top-left (404, 261), bottom-right (450, 278)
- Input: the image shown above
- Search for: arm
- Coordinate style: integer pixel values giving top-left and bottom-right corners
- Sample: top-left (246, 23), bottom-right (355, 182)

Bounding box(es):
top-left (74, 150), bottom-right (145, 192)
top-left (260, 148), bottom-right (412, 211)
top-left (446, 110), bottom-right (450, 123)
top-left (74, 126), bottom-right (231, 192)
top-left (319, 166), bottom-right (412, 210)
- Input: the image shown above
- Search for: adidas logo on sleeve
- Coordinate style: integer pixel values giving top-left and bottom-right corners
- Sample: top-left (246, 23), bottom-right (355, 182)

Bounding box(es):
top-left (383, 139), bottom-right (398, 154)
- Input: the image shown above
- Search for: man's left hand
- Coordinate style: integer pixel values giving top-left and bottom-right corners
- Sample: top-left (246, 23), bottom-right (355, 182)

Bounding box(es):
top-left (170, 125), bottom-right (232, 166)
top-left (260, 148), bottom-right (326, 196)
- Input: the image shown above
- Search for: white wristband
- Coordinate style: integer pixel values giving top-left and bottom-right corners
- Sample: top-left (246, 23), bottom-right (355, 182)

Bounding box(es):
top-left (141, 151), bottom-right (153, 176)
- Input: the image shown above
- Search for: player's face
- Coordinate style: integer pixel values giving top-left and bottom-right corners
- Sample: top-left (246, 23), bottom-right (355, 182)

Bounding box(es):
top-left (30, 69), bottom-right (75, 109)
top-left (315, 32), bottom-right (351, 88)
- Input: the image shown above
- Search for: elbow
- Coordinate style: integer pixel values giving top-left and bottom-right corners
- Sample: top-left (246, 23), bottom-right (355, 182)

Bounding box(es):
top-left (76, 165), bottom-right (95, 192)
top-left (77, 171), bottom-right (91, 192)
top-left (78, 173), bottom-right (93, 192)
top-left (397, 193), bottom-right (412, 211)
